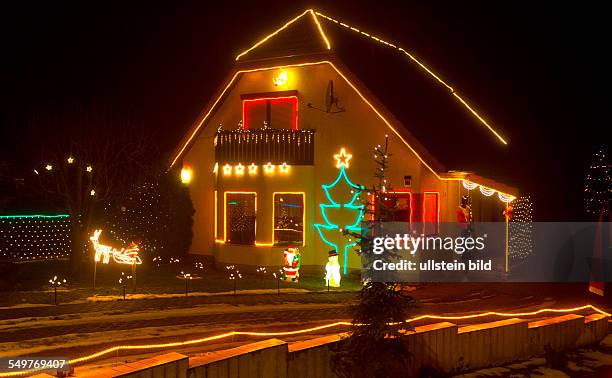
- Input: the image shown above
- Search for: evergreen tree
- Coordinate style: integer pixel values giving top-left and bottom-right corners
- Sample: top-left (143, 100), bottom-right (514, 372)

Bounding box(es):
top-left (333, 137), bottom-right (415, 378)
top-left (584, 146), bottom-right (612, 218)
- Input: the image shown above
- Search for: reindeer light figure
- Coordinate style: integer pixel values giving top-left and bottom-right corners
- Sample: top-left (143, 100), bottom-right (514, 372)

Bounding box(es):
top-left (90, 229), bottom-right (142, 265)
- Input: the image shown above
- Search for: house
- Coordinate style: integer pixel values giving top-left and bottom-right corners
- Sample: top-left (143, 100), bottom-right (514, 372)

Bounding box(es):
top-left (169, 9), bottom-right (518, 273)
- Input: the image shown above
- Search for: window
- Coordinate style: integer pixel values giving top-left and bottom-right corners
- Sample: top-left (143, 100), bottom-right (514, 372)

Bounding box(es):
top-left (242, 92), bottom-right (298, 130)
top-left (225, 192), bottom-right (256, 245)
top-left (273, 193), bottom-right (304, 246)
top-left (371, 191), bottom-right (412, 222)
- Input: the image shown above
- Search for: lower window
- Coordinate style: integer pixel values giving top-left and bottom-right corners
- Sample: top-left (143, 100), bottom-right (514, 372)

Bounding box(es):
top-left (273, 193), bottom-right (304, 246)
top-left (226, 192), bottom-right (256, 245)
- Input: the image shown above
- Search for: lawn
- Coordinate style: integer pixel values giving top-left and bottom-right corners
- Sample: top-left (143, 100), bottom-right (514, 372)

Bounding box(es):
top-left (0, 258), bottom-right (363, 307)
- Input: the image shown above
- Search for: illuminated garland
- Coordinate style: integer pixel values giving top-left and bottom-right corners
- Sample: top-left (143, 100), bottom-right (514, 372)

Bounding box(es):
top-left (462, 180), bottom-right (515, 203)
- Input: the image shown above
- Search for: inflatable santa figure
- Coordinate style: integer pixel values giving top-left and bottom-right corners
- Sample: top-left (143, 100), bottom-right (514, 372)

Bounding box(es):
top-left (282, 246), bottom-right (301, 282)
top-left (325, 250), bottom-right (341, 287)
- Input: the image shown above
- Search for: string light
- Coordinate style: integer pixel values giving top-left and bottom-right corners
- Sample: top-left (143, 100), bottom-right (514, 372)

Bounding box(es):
top-left (67, 157), bottom-right (74, 164)
top-left (223, 164), bottom-right (232, 176)
top-left (333, 147), bottom-right (352, 168)
top-left (0, 215), bottom-right (70, 261)
top-left (90, 189), bottom-right (96, 196)
top-left (462, 180), bottom-right (478, 190)
top-left (498, 192), bottom-right (516, 203)
top-left (479, 186), bottom-right (495, 197)
top-left (45, 164), bottom-right (53, 171)
top-left (248, 163), bottom-right (258, 175)
top-left (90, 229), bottom-right (142, 265)
top-left (86, 165), bottom-right (93, 173)
top-left (235, 163), bottom-right (245, 175)
top-left (279, 162), bottom-right (290, 173)
top-left (508, 195), bottom-right (534, 261)
top-left (264, 162), bottom-right (275, 174)
top-left (169, 61), bottom-right (514, 198)
top-left (1, 305), bottom-right (606, 376)
top-left (235, 9), bottom-right (330, 61)
top-left (314, 11), bottom-right (507, 145)
top-left (213, 162), bottom-right (219, 174)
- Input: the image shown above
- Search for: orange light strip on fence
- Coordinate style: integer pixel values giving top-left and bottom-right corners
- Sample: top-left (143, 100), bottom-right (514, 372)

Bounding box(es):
top-left (235, 9), bottom-right (330, 62)
top-left (1, 305), bottom-right (608, 376)
top-left (314, 11), bottom-right (508, 145)
top-left (169, 61), bottom-right (514, 198)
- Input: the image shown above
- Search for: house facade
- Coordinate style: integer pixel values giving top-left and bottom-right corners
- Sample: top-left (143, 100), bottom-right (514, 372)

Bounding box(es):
top-left (170, 10), bottom-right (518, 272)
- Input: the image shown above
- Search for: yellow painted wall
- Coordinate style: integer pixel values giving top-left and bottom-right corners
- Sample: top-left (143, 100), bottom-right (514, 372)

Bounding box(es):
top-left (182, 62), bottom-right (506, 270)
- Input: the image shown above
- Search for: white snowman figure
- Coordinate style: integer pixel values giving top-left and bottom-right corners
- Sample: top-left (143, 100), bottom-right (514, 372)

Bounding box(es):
top-left (325, 250), bottom-right (341, 287)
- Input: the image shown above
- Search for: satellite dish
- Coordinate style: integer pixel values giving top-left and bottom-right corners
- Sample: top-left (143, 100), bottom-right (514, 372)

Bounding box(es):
top-left (325, 80), bottom-right (345, 113)
top-left (325, 80), bottom-right (334, 112)
top-left (307, 80), bottom-right (346, 113)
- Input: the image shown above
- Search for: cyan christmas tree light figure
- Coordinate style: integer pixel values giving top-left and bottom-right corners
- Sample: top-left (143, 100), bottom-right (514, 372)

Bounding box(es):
top-left (315, 148), bottom-right (365, 275)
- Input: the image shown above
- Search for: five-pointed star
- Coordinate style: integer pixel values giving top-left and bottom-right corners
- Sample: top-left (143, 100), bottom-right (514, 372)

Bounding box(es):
top-left (334, 148), bottom-right (352, 168)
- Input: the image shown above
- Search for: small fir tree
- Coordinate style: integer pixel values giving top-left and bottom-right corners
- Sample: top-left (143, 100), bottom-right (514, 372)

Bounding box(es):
top-left (333, 136), bottom-right (415, 378)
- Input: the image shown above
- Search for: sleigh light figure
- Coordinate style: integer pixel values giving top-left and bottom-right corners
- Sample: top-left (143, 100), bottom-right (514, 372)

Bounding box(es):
top-left (90, 229), bottom-right (142, 265)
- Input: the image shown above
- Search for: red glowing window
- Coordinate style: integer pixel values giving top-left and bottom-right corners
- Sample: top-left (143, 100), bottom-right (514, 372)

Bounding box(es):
top-left (423, 191), bottom-right (440, 234)
top-left (242, 92), bottom-right (298, 130)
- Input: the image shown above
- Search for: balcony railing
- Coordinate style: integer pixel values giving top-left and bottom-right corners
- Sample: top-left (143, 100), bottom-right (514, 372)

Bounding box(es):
top-left (214, 128), bottom-right (315, 165)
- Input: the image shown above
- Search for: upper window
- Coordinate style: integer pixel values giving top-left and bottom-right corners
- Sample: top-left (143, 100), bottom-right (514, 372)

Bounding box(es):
top-left (273, 193), bottom-right (304, 246)
top-left (242, 92), bottom-right (298, 130)
top-left (225, 192), bottom-right (256, 245)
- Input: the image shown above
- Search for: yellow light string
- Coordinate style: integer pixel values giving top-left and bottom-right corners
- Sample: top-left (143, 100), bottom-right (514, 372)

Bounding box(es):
top-left (0, 304), bottom-right (607, 376)
top-left (314, 11), bottom-right (508, 145)
top-left (235, 9), bottom-right (330, 62)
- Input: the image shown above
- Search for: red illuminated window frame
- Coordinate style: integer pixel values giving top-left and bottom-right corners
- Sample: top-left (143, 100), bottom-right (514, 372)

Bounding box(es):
top-left (369, 189), bottom-right (414, 223)
top-left (241, 91), bottom-right (298, 130)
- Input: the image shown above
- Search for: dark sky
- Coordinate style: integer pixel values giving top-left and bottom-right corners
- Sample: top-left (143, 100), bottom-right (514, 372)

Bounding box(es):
top-left (0, 1), bottom-right (609, 220)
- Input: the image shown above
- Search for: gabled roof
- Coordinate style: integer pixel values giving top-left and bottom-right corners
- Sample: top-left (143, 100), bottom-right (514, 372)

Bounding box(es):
top-left (235, 9), bottom-right (330, 61)
top-left (171, 9), bottom-right (518, 197)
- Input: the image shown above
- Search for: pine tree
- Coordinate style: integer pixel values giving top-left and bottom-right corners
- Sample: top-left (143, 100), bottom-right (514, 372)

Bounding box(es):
top-left (332, 137), bottom-right (415, 378)
top-left (584, 146), bottom-right (612, 218)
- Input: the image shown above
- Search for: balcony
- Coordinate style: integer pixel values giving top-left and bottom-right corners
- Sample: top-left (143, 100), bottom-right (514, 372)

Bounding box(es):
top-left (214, 128), bottom-right (315, 165)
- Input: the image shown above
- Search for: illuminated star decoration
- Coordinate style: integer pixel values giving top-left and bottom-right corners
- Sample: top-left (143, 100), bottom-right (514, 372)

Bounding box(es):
top-left (334, 148), bottom-right (352, 168)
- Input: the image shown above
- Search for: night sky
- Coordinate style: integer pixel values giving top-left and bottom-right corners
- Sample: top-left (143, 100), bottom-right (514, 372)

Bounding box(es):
top-left (0, 1), bottom-right (608, 220)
